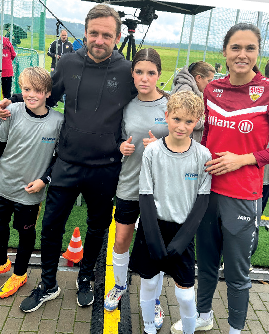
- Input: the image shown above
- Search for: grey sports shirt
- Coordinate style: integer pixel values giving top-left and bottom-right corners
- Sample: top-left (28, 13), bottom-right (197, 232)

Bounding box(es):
top-left (139, 138), bottom-right (212, 224)
top-left (116, 96), bottom-right (168, 201)
top-left (0, 102), bottom-right (63, 205)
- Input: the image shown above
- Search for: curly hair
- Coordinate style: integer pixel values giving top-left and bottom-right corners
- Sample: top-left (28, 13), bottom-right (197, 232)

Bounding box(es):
top-left (19, 67), bottom-right (52, 93)
top-left (167, 91), bottom-right (204, 119)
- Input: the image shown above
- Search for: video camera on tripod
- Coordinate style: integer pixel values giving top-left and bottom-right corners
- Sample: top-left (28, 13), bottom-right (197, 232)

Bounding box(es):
top-left (118, 5), bottom-right (158, 60)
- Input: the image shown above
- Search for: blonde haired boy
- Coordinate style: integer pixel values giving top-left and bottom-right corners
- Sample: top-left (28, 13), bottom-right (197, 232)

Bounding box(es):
top-left (0, 67), bottom-right (63, 298)
top-left (130, 91), bottom-right (212, 334)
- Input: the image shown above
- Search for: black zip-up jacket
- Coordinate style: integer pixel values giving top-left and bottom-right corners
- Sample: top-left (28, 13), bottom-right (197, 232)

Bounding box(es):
top-left (47, 38), bottom-right (73, 69)
top-left (10, 49), bottom-right (135, 166)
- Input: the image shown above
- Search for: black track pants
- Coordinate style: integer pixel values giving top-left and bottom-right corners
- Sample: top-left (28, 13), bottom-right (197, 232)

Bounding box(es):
top-left (196, 192), bottom-right (261, 330)
top-left (41, 162), bottom-right (121, 288)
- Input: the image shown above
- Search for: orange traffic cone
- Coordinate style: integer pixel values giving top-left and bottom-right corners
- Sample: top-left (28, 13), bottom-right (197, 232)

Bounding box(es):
top-left (62, 227), bottom-right (83, 266)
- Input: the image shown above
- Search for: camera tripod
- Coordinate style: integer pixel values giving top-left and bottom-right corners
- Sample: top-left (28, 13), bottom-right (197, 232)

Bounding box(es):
top-left (119, 19), bottom-right (139, 60)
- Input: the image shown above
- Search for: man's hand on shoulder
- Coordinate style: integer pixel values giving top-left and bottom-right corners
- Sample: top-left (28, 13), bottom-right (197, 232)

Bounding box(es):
top-left (0, 99), bottom-right (12, 120)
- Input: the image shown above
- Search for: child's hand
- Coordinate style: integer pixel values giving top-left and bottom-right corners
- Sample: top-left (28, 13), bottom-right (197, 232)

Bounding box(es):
top-left (120, 136), bottom-right (135, 156)
top-left (143, 130), bottom-right (157, 148)
top-left (25, 179), bottom-right (46, 194)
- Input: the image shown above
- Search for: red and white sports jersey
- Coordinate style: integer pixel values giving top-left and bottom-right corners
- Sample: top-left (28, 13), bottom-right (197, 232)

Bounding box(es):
top-left (202, 72), bottom-right (269, 200)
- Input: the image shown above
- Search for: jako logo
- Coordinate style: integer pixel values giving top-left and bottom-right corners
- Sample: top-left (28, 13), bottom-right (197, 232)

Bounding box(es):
top-left (185, 173), bottom-right (198, 180)
top-left (237, 215), bottom-right (251, 221)
top-left (42, 137), bottom-right (56, 143)
top-left (238, 120), bottom-right (253, 134)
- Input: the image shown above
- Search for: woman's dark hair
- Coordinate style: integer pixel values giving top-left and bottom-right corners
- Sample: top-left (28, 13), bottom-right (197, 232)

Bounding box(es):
top-left (132, 48), bottom-right (169, 99)
top-left (265, 60), bottom-right (269, 78)
top-left (223, 23), bottom-right (261, 72)
top-left (188, 61), bottom-right (215, 79)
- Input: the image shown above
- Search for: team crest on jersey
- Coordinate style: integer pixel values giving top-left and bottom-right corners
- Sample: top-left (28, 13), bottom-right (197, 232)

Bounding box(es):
top-left (107, 78), bottom-right (119, 94)
top-left (249, 86), bottom-right (264, 102)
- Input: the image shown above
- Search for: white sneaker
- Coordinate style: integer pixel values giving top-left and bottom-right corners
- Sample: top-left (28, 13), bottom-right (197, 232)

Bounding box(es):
top-left (155, 303), bottom-right (164, 330)
top-left (170, 311), bottom-right (213, 334)
top-left (104, 285), bottom-right (127, 311)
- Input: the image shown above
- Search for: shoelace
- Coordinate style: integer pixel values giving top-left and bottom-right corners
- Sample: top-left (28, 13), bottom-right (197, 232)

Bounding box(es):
top-left (108, 286), bottom-right (124, 300)
top-left (29, 285), bottom-right (44, 300)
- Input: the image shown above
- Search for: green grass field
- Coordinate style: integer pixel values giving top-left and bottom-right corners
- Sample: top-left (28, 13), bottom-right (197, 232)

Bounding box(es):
top-left (7, 36), bottom-right (269, 267)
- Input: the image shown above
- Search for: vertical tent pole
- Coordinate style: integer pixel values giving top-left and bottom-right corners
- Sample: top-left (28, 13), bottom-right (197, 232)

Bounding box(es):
top-left (173, 14), bottom-right (186, 79)
top-left (203, 9), bottom-right (213, 62)
top-left (186, 14), bottom-right (195, 66)
top-left (257, 12), bottom-right (264, 68)
top-left (10, 0), bottom-right (14, 44)
top-left (43, 0), bottom-right (46, 67)
top-left (31, 0), bottom-right (35, 49)
top-left (235, 9), bottom-right (240, 24)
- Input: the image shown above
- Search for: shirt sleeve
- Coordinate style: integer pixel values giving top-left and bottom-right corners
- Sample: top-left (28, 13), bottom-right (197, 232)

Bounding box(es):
top-left (0, 113), bottom-right (11, 142)
top-left (139, 148), bottom-right (154, 195)
top-left (198, 150), bottom-right (212, 195)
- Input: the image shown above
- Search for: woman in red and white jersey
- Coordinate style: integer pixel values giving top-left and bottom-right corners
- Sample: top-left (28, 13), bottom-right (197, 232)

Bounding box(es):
top-left (171, 23), bottom-right (269, 334)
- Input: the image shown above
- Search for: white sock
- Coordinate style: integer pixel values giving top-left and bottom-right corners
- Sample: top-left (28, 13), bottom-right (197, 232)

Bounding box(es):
top-left (229, 326), bottom-right (241, 334)
top-left (175, 286), bottom-right (196, 334)
top-left (155, 271), bottom-right (164, 301)
top-left (140, 299), bottom-right (156, 334)
top-left (112, 249), bottom-right (129, 288)
top-left (200, 312), bottom-right (211, 320)
top-left (140, 275), bottom-right (160, 334)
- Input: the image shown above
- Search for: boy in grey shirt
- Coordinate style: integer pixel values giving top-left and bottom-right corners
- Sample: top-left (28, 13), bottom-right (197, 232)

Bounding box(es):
top-left (0, 67), bottom-right (63, 298)
top-left (130, 91), bottom-right (211, 334)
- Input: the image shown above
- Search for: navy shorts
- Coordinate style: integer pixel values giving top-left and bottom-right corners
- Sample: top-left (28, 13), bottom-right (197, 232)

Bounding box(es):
top-left (114, 197), bottom-right (140, 225)
top-left (130, 219), bottom-right (195, 287)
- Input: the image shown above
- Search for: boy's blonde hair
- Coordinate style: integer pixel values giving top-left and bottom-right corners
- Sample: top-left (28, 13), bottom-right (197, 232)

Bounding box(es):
top-left (19, 67), bottom-right (52, 93)
top-left (167, 91), bottom-right (204, 119)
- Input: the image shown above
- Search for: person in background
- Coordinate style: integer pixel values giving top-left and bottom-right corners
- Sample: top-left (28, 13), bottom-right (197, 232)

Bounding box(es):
top-left (0, 67), bottom-right (63, 299)
top-left (1, 36), bottom-right (16, 99)
top-left (73, 38), bottom-right (83, 51)
top-left (172, 23), bottom-right (269, 334)
top-left (47, 29), bottom-right (73, 72)
top-left (131, 91), bottom-right (211, 334)
top-left (171, 61), bottom-right (215, 143)
top-left (215, 63), bottom-right (223, 73)
top-left (104, 48), bottom-right (169, 330)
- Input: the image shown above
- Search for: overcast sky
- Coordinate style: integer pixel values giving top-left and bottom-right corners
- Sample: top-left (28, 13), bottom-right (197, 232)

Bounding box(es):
top-left (45, 0), bottom-right (269, 43)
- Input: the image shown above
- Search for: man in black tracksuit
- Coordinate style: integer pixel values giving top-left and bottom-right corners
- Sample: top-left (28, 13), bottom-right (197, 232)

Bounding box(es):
top-left (47, 30), bottom-right (73, 71)
top-left (3, 4), bottom-right (136, 312)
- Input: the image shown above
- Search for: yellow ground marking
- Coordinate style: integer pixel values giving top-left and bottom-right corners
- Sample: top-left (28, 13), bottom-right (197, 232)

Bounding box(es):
top-left (261, 215), bottom-right (269, 221)
top-left (103, 209), bottom-right (120, 334)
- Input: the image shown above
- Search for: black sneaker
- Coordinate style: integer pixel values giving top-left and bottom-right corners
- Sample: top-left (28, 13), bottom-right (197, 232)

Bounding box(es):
top-left (76, 276), bottom-right (94, 307)
top-left (20, 281), bottom-right (61, 312)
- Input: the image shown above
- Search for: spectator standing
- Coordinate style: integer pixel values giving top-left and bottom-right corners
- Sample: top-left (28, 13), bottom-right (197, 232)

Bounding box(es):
top-left (1, 37), bottom-right (16, 99)
top-left (47, 30), bottom-right (73, 72)
top-left (172, 61), bottom-right (215, 143)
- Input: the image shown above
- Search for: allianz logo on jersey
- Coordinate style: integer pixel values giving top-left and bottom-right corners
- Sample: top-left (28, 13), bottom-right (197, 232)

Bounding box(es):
top-left (41, 137), bottom-right (56, 144)
top-left (155, 117), bottom-right (166, 124)
top-left (208, 116), bottom-right (253, 134)
top-left (185, 173), bottom-right (198, 180)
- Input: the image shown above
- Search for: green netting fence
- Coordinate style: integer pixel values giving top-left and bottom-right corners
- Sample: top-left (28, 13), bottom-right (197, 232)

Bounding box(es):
top-left (1, 0), bottom-right (46, 94)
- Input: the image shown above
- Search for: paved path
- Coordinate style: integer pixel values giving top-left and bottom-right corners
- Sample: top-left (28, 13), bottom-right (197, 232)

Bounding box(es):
top-left (0, 266), bottom-right (269, 333)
